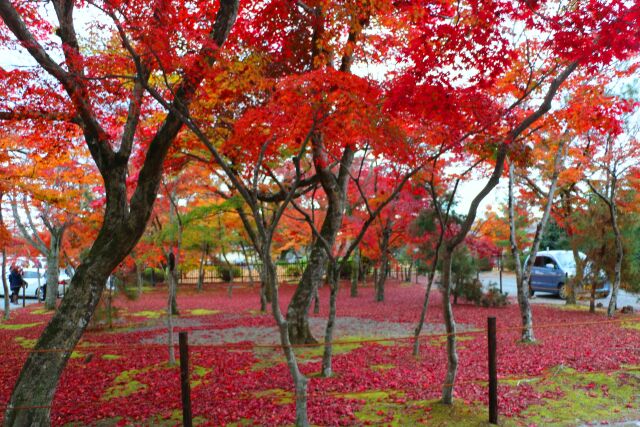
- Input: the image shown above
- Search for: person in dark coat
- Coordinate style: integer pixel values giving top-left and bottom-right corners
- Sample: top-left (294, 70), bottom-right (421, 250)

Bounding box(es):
top-left (9, 265), bottom-right (26, 304)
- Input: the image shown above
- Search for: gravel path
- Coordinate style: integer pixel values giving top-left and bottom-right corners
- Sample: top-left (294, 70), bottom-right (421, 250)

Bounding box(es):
top-left (140, 316), bottom-right (475, 346)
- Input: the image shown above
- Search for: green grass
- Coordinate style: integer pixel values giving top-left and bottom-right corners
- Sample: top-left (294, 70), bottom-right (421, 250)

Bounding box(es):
top-left (188, 308), bottom-right (220, 316)
top-left (101, 354), bottom-right (122, 360)
top-left (15, 336), bottom-right (36, 348)
top-left (103, 367), bottom-right (150, 399)
top-left (514, 365), bottom-right (640, 426)
top-left (0, 322), bottom-right (42, 330)
top-left (337, 390), bottom-right (490, 426)
top-left (254, 388), bottom-right (294, 404)
top-left (131, 310), bottom-right (165, 319)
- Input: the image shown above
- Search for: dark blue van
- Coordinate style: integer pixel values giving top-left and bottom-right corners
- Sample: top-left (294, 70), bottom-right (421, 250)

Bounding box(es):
top-left (529, 250), bottom-right (611, 299)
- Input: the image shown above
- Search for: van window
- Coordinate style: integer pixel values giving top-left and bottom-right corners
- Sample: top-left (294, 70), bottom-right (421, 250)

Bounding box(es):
top-left (534, 256), bottom-right (556, 268)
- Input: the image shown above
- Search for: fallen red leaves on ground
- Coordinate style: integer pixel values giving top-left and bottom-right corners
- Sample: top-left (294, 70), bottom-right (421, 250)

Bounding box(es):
top-left (0, 279), bottom-right (638, 426)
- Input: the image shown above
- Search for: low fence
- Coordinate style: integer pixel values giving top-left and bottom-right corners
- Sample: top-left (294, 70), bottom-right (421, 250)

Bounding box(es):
top-left (178, 262), bottom-right (413, 286)
top-left (178, 262), bottom-right (306, 285)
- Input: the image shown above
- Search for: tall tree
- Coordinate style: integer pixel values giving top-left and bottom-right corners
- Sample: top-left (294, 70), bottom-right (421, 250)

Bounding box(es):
top-left (0, 0), bottom-right (239, 424)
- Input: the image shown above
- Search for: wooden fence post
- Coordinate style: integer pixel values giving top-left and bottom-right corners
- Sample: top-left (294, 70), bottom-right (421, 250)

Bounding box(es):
top-left (488, 317), bottom-right (498, 424)
top-left (179, 332), bottom-right (193, 427)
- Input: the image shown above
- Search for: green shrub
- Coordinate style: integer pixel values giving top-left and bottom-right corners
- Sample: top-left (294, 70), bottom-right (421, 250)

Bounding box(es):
top-left (456, 278), bottom-right (484, 305)
top-left (480, 283), bottom-right (509, 307)
top-left (285, 264), bottom-right (305, 278)
top-left (142, 267), bottom-right (165, 284)
top-left (216, 265), bottom-right (242, 282)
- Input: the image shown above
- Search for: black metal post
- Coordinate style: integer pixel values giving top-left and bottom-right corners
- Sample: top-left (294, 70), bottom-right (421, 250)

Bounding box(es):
top-left (179, 332), bottom-right (193, 427)
top-left (488, 316), bottom-right (498, 424)
top-left (499, 252), bottom-right (503, 294)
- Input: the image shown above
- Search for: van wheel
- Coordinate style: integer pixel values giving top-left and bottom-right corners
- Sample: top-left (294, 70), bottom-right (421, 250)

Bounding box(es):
top-left (558, 283), bottom-right (567, 300)
top-left (529, 287), bottom-right (535, 297)
top-left (35, 287), bottom-right (40, 300)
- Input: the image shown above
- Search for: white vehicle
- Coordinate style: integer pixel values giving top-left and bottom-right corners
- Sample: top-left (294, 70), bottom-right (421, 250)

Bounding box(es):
top-left (1, 268), bottom-right (45, 299)
top-left (42, 269), bottom-right (73, 298)
top-left (56, 270), bottom-right (72, 297)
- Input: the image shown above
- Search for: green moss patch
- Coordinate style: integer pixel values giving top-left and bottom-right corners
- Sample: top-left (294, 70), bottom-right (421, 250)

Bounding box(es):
top-left (339, 391), bottom-right (489, 426)
top-left (371, 364), bottom-right (395, 371)
top-left (188, 309), bottom-right (220, 316)
top-left (622, 320), bottom-right (640, 331)
top-left (251, 335), bottom-right (374, 371)
top-left (15, 337), bottom-right (36, 348)
top-left (131, 310), bottom-right (165, 319)
top-left (518, 366), bottom-right (640, 425)
top-left (31, 308), bottom-right (53, 315)
top-left (190, 365), bottom-right (212, 388)
top-left (101, 354), bottom-right (123, 360)
top-left (103, 366), bottom-right (155, 400)
top-left (254, 388), bottom-right (294, 404)
top-left (0, 322), bottom-right (42, 330)
top-left (143, 409), bottom-right (207, 426)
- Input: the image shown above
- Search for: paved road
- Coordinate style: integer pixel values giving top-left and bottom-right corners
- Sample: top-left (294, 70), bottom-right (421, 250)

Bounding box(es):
top-left (479, 271), bottom-right (640, 310)
top-left (0, 295), bottom-right (40, 312)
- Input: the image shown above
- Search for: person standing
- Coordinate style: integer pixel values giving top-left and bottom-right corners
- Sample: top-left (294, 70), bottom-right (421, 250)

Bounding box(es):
top-left (8, 265), bottom-right (25, 304)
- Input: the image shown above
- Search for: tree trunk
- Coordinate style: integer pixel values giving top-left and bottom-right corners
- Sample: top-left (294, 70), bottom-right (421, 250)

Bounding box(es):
top-left (1, 196), bottom-right (9, 320)
top-left (566, 244), bottom-right (583, 305)
top-left (136, 263), bottom-right (143, 297)
top-left (286, 146), bottom-right (353, 344)
top-left (3, 224), bottom-right (129, 425)
top-left (607, 203), bottom-right (623, 317)
top-left (197, 243), bottom-right (207, 291)
top-left (321, 264), bottom-right (339, 377)
top-left (260, 280), bottom-right (268, 312)
top-left (263, 251), bottom-right (309, 426)
top-left (350, 248), bottom-right (359, 297)
top-left (2, 247), bottom-right (9, 321)
top-left (375, 226), bottom-right (391, 302)
top-left (167, 264), bottom-right (177, 365)
top-left (440, 249), bottom-right (458, 404)
top-left (508, 139), bottom-right (563, 342)
top-left (44, 231), bottom-right (63, 310)
top-left (508, 164), bottom-right (534, 342)
top-left (413, 269), bottom-right (437, 357)
top-left (313, 286), bottom-right (320, 314)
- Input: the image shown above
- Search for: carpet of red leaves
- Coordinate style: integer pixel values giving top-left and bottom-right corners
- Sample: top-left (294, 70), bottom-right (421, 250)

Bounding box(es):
top-left (0, 279), bottom-right (638, 426)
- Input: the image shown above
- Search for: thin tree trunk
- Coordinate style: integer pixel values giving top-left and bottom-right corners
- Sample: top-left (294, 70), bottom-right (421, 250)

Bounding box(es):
top-left (260, 280), bottom-right (268, 312)
top-left (136, 263), bottom-right (143, 297)
top-left (509, 163), bottom-right (534, 342)
top-left (167, 261), bottom-right (176, 365)
top-left (44, 232), bottom-right (62, 310)
top-left (313, 286), bottom-right (320, 314)
top-left (197, 243), bottom-right (207, 291)
top-left (607, 203), bottom-right (623, 317)
top-left (375, 226), bottom-right (391, 302)
top-left (413, 268), bottom-right (437, 357)
top-left (350, 248), bottom-right (359, 297)
top-left (287, 146), bottom-right (354, 344)
top-left (321, 264), bottom-right (339, 377)
top-left (509, 141), bottom-right (563, 341)
top-left (2, 247), bottom-right (9, 320)
top-left (566, 244), bottom-right (583, 305)
top-left (1, 195), bottom-right (9, 320)
top-left (264, 252), bottom-right (309, 426)
top-left (440, 249), bottom-right (458, 404)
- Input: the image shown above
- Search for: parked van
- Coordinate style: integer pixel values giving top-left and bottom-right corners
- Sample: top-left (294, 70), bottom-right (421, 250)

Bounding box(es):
top-left (529, 250), bottom-right (611, 299)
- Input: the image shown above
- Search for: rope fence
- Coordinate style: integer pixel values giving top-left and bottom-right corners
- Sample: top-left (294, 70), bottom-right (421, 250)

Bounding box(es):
top-left (1, 317), bottom-right (637, 355)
